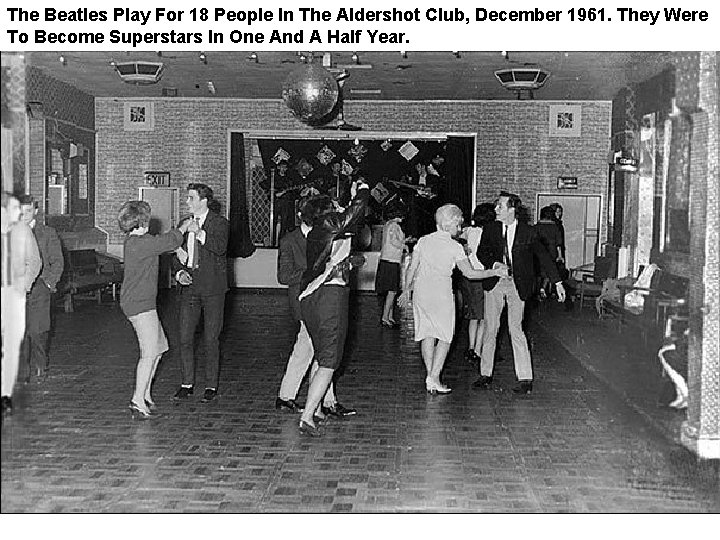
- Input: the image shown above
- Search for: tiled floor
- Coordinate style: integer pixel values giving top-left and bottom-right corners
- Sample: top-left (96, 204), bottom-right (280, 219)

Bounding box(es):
top-left (2, 290), bottom-right (718, 512)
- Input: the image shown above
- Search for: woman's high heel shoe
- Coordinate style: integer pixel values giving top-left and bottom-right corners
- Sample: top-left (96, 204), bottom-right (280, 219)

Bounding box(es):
top-left (145, 400), bottom-right (157, 411)
top-left (425, 378), bottom-right (452, 395)
top-left (129, 401), bottom-right (154, 420)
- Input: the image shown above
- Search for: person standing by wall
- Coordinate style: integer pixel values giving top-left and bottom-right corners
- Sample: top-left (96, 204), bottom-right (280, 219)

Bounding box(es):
top-left (2, 192), bottom-right (41, 416)
top-left (18, 195), bottom-right (64, 382)
top-left (172, 183), bottom-right (229, 404)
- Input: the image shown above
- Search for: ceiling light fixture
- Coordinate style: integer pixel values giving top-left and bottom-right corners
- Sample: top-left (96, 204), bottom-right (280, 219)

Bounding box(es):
top-left (351, 52), bottom-right (360, 64)
top-left (494, 67), bottom-right (550, 99)
top-left (114, 61), bottom-right (165, 85)
top-left (453, 51), bottom-right (461, 59)
top-left (199, 52), bottom-right (207, 64)
top-left (400, 51), bottom-right (408, 59)
top-left (58, 55), bottom-right (67, 66)
top-left (248, 52), bottom-right (259, 63)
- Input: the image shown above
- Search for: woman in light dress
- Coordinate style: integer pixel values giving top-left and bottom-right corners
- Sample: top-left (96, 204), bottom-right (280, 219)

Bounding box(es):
top-left (398, 204), bottom-right (507, 394)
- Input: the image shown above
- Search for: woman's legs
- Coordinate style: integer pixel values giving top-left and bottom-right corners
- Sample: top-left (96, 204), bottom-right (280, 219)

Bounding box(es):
top-left (420, 338), bottom-right (436, 375)
top-left (429, 340), bottom-right (451, 383)
top-left (300, 367), bottom-right (335, 427)
top-left (382, 291), bottom-right (397, 323)
top-left (143, 354), bottom-right (163, 405)
top-left (132, 354), bottom-right (154, 413)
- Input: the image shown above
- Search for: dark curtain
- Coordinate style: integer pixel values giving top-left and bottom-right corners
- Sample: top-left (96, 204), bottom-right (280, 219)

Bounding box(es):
top-left (444, 136), bottom-right (475, 221)
top-left (228, 132), bottom-right (256, 258)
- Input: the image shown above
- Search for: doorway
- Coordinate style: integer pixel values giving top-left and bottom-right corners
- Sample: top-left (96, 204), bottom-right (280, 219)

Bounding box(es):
top-left (536, 194), bottom-right (601, 271)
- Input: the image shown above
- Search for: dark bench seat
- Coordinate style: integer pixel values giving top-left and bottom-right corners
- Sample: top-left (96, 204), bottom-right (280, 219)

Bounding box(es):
top-left (57, 249), bottom-right (123, 312)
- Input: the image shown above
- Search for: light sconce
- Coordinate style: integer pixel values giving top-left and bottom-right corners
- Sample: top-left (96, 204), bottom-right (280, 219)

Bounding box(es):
top-left (501, 51), bottom-right (509, 60)
top-left (199, 52), bottom-right (207, 64)
top-left (248, 52), bottom-right (259, 63)
top-left (58, 55), bottom-right (67, 66)
top-left (351, 52), bottom-right (360, 64)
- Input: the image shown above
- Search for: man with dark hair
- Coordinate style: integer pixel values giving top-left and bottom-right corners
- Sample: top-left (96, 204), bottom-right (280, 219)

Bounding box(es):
top-left (18, 195), bottom-right (64, 381)
top-left (172, 183), bottom-right (229, 403)
top-left (275, 196), bottom-right (355, 417)
top-left (474, 191), bottom-right (565, 394)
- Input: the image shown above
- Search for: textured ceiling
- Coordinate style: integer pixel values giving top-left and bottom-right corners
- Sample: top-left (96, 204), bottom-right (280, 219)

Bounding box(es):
top-left (27, 50), bottom-right (673, 101)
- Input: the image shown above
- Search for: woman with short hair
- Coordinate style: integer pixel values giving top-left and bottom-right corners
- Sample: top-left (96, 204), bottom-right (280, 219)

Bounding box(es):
top-left (118, 200), bottom-right (187, 419)
top-left (399, 204), bottom-right (507, 394)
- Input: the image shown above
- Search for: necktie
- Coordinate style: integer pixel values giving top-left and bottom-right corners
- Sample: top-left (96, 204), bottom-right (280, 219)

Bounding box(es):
top-left (1, 230), bottom-right (10, 287)
top-left (187, 218), bottom-right (200, 269)
top-left (503, 225), bottom-right (513, 277)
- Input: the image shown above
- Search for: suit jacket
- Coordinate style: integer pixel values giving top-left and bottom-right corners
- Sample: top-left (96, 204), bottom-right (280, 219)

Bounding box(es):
top-left (277, 227), bottom-right (306, 322)
top-left (173, 210), bottom-right (229, 296)
top-left (477, 220), bottom-right (560, 301)
top-left (32, 222), bottom-right (64, 291)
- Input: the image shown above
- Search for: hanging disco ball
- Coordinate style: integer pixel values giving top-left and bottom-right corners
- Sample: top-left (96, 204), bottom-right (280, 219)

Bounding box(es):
top-left (282, 64), bottom-right (339, 125)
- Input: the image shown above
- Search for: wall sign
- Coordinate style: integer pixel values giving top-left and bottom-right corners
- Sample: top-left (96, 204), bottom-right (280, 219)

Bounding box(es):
top-left (549, 104), bottom-right (582, 137)
top-left (123, 101), bottom-right (155, 131)
top-left (557, 176), bottom-right (578, 189)
top-left (144, 171), bottom-right (170, 186)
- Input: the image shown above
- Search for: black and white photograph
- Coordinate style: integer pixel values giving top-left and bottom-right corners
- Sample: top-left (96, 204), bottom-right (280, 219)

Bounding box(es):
top-left (1, 0), bottom-right (718, 523)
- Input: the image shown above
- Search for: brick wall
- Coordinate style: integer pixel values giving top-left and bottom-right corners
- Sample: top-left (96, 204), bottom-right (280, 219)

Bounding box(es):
top-left (96, 98), bottom-right (611, 247)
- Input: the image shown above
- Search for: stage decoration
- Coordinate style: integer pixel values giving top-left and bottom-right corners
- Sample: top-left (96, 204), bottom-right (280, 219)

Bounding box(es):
top-left (272, 147), bottom-right (290, 164)
top-left (371, 182), bottom-right (390, 203)
top-left (340, 159), bottom-right (355, 177)
top-left (317, 145), bottom-right (336, 165)
top-left (282, 64), bottom-right (340, 125)
top-left (294, 157), bottom-right (314, 178)
top-left (398, 141), bottom-right (419, 161)
top-left (380, 139), bottom-right (392, 152)
top-left (348, 141), bottom-right (367, 163)
top-left (427, 164), bottom-right (440, 177)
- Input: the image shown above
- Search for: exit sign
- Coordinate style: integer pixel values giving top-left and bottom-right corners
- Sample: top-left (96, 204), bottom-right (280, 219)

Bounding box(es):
top-left (557, 176), bottom-right (578, 189)
top-left (144, 171), bottom-right (170, 186)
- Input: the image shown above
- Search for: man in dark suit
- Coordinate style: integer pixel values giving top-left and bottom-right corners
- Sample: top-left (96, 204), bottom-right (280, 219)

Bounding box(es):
top-left (18, 196), bottom-right (64, 381)
top-left (474, 191), bottom-right (565, 394)
top-left (172, 183), bottom-right (229, 403)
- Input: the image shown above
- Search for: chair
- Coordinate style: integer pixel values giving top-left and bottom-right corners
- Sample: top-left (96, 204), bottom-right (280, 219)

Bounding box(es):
top-left (577, 256), bottom-right (614, 310)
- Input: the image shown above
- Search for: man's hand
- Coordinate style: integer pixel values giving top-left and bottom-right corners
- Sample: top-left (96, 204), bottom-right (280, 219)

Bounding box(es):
top-left (397, 290), bottom-right (411, 309)
top-left (176, 269), bottom-right (193, 286)
top-left (186, 219), bottom-right (200, 234)
top-left (555, 282), bottom-right (566, 303)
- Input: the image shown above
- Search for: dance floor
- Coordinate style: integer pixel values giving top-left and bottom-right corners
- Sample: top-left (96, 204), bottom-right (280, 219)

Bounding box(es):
top-left (1, 290), bottom-right (718, 512)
